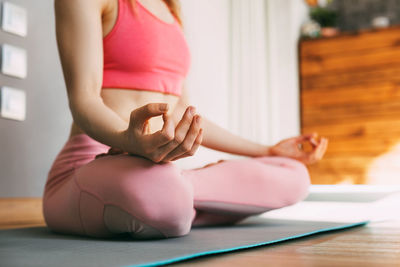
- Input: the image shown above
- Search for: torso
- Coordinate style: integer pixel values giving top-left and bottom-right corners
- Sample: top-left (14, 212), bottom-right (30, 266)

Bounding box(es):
top-left (70, 0), bottom-right (181, 137)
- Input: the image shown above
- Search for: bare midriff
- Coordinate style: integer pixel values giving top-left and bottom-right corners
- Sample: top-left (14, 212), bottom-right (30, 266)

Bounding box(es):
top-left (69, 89), bottom-right (180, 137)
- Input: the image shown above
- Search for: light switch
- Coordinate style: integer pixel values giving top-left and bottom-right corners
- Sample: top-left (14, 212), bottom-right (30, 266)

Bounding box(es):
top-left (1, 44), bottom-right (27, 79)
top-left (1, 2), bottom-right (28, 37)
top-left (0, 86), bottom-right (26, 121)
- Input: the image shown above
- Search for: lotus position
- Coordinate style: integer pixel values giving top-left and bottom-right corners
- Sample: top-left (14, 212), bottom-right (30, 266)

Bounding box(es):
top-left (43, 0), bottom-right (328, 239)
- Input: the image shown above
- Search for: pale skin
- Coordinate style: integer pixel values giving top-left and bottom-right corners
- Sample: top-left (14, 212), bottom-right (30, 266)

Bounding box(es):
top-left (55, 0), bottom-right (328, 164)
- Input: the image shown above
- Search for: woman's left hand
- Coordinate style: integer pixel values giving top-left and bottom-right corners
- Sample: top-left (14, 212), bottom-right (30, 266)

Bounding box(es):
top-left (268, 133), bottom-right (328, 165)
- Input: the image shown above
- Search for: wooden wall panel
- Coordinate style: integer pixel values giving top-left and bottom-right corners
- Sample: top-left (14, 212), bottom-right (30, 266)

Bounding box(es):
top-left (300, 26), bottom-right (400, 184)
top-left (302, 66), bottom-right (400, 89)
top-left (301, 29), bottom-right (400, 57)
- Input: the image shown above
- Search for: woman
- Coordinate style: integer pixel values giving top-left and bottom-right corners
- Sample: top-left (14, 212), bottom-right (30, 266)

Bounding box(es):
top-left (43, 0), bottom-right (328, 239)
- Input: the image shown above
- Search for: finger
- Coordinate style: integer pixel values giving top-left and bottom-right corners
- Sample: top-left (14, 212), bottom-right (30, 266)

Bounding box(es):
top-left (145, 108), bottom-right (197, 163)
top-left (305, 137), bottom-right (328, 164)
top-left (171, 128), bottom-right (203, 161)
top-left (316, 138), bottom-right (328, 159)
top-left (323, 137), bottom-right (329, 151)
top-left (154, 106), bottom-right (196, 156)
top-left (295, 133), bottom-right (318, 143)
top-left (312, 137), bottom-right (327, 159)
top-left (162, 115), bottom-right (202, 162)
top-left (142, 120), bottom-right (151, 135)
top-left (309, 137), bottom-right (320, 147)
top-left (299, 132), bottom-right (317, 139)
top-left (129, 103), bottom-right (169, 132)
top-left (175, 106), bottom-right (196, 139)
top-left (146, 114), bottom-right (175, 147)
top-left (300, 133), bottom-right (320, 149)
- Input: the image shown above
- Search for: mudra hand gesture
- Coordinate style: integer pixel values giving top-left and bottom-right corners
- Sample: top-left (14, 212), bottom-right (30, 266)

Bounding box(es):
top-left (96, 103), bottom-right (203, 163)
top-left (269, 133), bottom-right (328, 165)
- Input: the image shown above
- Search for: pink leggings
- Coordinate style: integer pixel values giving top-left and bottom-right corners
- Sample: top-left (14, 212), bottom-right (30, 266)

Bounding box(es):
top-left (43, 134), bottom-right (310, 239)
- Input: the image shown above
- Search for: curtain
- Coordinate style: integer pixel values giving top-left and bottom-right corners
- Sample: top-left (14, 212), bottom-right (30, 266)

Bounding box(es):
top-left (229, 0), bottom-right (270, 145)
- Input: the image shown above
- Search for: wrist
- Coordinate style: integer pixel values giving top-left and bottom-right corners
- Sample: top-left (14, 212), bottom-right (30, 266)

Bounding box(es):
top-left (116, 129), bottom-right (130, 152)
top-left (262, 145), bottom-right (275, 157)
top-left (250, 144), bottom-right (274, 157)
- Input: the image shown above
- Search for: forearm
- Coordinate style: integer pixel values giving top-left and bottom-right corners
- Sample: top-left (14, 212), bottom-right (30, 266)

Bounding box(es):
top-left (173, 85), bottom-right (270, 157)
top-left (69, 95), bottom-right (128, 150)
top-left (201, 118), bottom-right (271, 157)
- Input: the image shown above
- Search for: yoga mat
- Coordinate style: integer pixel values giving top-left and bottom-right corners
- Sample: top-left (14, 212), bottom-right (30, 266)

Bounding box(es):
top-left (0, 217), bottom-right (368, 267)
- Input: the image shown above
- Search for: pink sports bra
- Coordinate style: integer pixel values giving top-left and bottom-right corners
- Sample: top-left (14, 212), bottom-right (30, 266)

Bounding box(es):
top-left (102, 0), bottom-right (191, 96)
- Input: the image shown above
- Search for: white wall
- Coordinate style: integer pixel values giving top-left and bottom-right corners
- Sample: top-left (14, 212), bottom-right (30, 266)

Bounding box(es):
top-left (230, 0), bottom-right (269, 145)
top-left (0, 0), bottom-right (70, 197)
top-left (181, 0), bottom-right (231, 128)
top-left (266, 0), bottom-right (308, 143)
top-left (178, 0), bottom-right (308, 169)
top-left (178, 0), bottom-right (234, 169)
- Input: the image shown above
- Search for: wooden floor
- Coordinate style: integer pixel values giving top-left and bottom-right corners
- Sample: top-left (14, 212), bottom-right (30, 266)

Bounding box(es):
top-left (175, 221), bottom-right (400, 267)
top-left (1, 221), bottom-right (399, 266)
top-left (1, 198), bottom-right (399, 266)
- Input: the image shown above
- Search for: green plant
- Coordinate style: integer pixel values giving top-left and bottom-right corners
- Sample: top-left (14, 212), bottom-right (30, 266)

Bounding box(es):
top-left (310, 7), bottom-right (338, 27)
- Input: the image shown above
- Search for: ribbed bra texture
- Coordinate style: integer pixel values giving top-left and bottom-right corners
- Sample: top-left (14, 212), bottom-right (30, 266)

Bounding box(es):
top-left (102, 0), bottom-right (190, 96)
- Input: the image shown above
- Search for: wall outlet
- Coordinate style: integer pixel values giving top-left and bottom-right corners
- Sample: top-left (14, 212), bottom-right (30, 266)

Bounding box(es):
top-left (0, 44), bottom-right (27, 79)
top-left (1, 2), bottom-right (28, 37)
top-left (0, 86), bottom-right (26, 121)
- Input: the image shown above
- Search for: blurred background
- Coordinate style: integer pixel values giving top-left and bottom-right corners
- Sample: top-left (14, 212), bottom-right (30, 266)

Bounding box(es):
top-left (299, 0), bottom-right (400, 185)
top-left (1, 0), bottom-right (400, 199)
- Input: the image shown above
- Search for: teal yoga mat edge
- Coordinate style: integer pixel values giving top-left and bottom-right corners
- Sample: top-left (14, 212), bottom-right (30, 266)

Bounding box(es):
top-left (127, 220), bottom-right (370, 267)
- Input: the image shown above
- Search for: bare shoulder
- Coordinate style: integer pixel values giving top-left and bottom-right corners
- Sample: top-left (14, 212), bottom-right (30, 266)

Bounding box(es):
top-left (54, 0), bottom-right (109, 15)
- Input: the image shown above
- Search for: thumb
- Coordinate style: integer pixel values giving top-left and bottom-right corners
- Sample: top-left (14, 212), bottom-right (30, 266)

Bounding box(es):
top-left (129, 103), bottom-right (169, 131)
top-left (295, 133), bottom-right (318, 143)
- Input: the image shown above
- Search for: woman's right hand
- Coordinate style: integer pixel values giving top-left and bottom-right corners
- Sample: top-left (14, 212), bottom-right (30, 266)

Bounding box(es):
top-left (121, 103), bottom-right (203, 163)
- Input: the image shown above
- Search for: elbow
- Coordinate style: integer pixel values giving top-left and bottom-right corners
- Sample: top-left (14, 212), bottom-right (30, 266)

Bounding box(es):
top-left (68, 89), bottom-right (102, 114)
top-left (68, 99), bottom-right (83, 125)
top-left (68, 98), bottom-right (88, 134)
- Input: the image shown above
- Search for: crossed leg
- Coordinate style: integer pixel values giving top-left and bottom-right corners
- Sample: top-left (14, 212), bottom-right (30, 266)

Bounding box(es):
top-left (67, 155), bottom-right (310, 239)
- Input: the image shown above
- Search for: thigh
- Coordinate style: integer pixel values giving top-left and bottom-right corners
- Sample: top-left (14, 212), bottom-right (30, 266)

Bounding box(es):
top-left (75, 154), bottom-right (193, 211)
top-left (185, 156), bottom-right (310, 215)
top-left (74, 154), bottom-right (195, 237)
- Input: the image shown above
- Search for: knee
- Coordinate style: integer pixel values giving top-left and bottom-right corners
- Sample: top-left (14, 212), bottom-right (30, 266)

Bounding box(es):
top-left (284, 160), bottom-right (311, 205)
top-left (254, 157), bottom-right (311, 207)
top-left (117, 163), bottom-right (194, 238)
top-left (76, 157), bottom-right (194, 238)
top-left (131, 196), bottom-right (193, 238)
top-left (153, 209), bottom-right (193, 238)
top-left (103, 204), bottom-right (192, 240)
